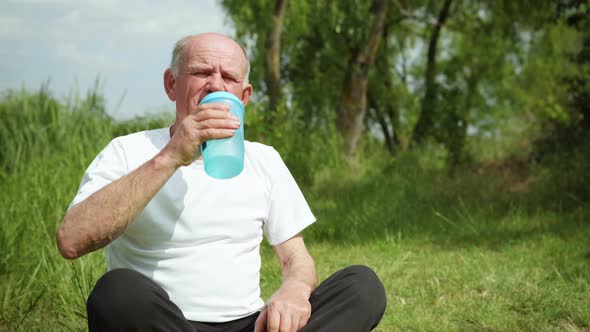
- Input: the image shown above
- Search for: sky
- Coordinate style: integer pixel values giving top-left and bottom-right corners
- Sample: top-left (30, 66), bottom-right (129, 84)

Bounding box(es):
top-left (0, 0), bottom-right (234, 120)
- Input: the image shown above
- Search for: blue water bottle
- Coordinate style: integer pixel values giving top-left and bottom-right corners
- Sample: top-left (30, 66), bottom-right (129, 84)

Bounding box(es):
top-left (198, 92), bottom-right (245, 179)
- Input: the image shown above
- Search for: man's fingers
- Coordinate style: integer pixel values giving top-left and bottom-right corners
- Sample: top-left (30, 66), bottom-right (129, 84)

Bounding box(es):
top-left (199, 128), bottom-right (236, 141)
top-left (193, 109), bottom-right (237, 122)
top-left (192, 102), bottom-right (230, 114)
top-left (190, 103), bottom-right (231, 118)
top-left (197, 118), bottom-right (240, 130)
top-left (298, 312), bottom-right (310, 330)
top-left (267, 309), bottom-right (281, 332)
top-left (254, 309), bottom-right (267, 332)
top-left (279, 313), bottom-right (291, 332)
top-left (291, 316), bottom-right (301, 332)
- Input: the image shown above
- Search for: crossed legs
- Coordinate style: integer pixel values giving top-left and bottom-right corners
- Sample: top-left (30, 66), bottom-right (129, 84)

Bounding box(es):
top-left (87, 265), bottom-right (386, 332)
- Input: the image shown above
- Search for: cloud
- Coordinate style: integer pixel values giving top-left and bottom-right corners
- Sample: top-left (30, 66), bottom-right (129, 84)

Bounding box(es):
top-left (0, 15), bottom-right (34, 38)
top-left (3, 1), bottom-right (232, 68)
top-left (54, 42), bottom-right (132, 70)
top-left (0, 0), bottom-right (235, 119)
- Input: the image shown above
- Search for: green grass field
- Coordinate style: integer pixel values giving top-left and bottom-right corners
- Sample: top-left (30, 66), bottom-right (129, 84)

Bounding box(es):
top-left (0, 89), bottom-right (588, 331)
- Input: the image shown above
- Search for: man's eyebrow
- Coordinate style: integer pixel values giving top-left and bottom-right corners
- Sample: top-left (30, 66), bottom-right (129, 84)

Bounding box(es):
top-left (220, 67), bottom-right (240, 78)
top-left (187, 64), bottom-right (213, 70)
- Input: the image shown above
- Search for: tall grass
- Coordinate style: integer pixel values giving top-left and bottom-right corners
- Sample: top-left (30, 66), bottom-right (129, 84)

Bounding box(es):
top-left (0, 86), bottom-right (171, 331)
top-left (0, 86), bottom-right (588, 331)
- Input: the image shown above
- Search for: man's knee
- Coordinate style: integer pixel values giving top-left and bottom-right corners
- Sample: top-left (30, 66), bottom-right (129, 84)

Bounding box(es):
top-left (340, 265), bottom-right (386, 317)
top-left (87, 269), bottom-right (192, 331)
top-left (87, 268), bottom-right (159, 320)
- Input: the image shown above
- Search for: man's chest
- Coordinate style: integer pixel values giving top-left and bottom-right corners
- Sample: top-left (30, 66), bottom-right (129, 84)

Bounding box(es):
top-left (125, 164), bottom-right (269, 248)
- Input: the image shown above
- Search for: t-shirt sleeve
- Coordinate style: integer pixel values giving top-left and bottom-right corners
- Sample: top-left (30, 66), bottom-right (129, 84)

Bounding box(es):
top-left (69, 139), bottom-right (128, 209)
top-left (263, 148), bottom-right (316, 245)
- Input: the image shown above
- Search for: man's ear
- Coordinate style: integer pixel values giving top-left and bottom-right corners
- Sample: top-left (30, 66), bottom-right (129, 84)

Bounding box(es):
top-left (163, 69), bottom-right (176, 101)
top-left (241, 83), bottom-right (253, 106)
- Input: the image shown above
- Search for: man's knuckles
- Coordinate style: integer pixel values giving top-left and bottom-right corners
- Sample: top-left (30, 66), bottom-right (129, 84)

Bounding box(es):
top-left (197, 118), bottom-right (235, 130)
top-left (268, 301), bottom-right (309, 315)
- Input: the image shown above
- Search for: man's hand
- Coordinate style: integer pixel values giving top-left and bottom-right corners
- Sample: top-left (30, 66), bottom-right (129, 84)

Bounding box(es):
top-left (161, 102), bottom-right (240, 168)
top-left (254, 234), bottom-right (316, 332)
top-left (254, 280), bottom-right (312, 332)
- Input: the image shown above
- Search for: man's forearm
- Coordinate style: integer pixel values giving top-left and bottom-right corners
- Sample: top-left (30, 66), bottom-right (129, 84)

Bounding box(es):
top-left (280, 249), bottom-right (318, 298)
top-left (56, 152), bottom-right (178, 259)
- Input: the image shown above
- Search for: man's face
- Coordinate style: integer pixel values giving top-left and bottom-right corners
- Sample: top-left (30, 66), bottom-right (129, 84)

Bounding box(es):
top-left (165, 34), bottom-right (252, 123)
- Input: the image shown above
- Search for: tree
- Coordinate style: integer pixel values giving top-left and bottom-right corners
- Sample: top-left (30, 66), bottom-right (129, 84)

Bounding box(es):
top-left (411, 0), bottom-right (453, 145)
top-left (265, 0), bottom-right (288, 115)
top-left (221, 0), bottom-right (581, 166)
top-left (367, 18), bottom-right (402, 156)
top-left (336, 0), bottom-right (390, 156)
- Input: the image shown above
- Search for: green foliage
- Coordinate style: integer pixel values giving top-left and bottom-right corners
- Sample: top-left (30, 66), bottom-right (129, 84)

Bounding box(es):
top-left (532, 137), bottom-right (590, 209)
top-left (539, 0), bottom-right (590, 147)
top-left (0, 84), bottom-right (110, 175)
top-left (244, 100), bottom-right (345, 186)
top-left (223, 0), bottom-right (393, 127)
top-left (0, 85), bottom-right (172, 331)
top-left (513, 23), bottom-right (585, 126)
top-left (221, 0), bottom-right (589, 169)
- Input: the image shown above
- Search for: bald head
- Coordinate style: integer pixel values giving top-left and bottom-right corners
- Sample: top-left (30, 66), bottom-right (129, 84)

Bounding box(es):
top-left (169, 33), bottom-right (250, 87)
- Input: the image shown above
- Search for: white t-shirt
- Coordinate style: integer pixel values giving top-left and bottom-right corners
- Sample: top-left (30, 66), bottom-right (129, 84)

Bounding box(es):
top-left (70, 128), bottom-right (316, 322)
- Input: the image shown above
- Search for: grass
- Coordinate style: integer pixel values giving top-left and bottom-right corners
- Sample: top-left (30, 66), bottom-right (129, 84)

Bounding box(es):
top-left (0, 88), bottom-right (589, 331)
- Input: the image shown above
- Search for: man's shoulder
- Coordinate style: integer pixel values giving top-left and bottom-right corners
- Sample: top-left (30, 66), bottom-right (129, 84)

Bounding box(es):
top-left (244, 140), bottom-right (273, 153)
top-left (244, 141), bottom-right (291, 181)
top-left (112, 127), bottom-right (168, 143)
top-left (244, 141), bottom-right (281, 160)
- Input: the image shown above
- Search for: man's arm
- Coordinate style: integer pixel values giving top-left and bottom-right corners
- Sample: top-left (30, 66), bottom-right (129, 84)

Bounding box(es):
top-left (255, 233), bottom-right (317, 332)
top-left (56, 102), bottom-right (239, 259)
top-left (56, 152), bottom-right (178, 259)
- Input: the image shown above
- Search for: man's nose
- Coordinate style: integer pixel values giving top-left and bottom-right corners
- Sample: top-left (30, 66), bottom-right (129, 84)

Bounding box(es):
top-left (206, 73), bottom-right (224, 92)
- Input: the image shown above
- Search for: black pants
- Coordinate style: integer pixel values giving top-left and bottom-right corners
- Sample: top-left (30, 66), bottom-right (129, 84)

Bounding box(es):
top-left (87, 265), bottom-right (386, 332)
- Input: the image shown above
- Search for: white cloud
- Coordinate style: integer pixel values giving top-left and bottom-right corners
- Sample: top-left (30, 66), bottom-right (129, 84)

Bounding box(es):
top-left (54, 42), bottom-right (131, 70)
top-left (0, 0), bottom-right (236, 119)
top-left (0, 16), bottom-right (34, 38)
top-left (10, 0), bottom-right (72, 3)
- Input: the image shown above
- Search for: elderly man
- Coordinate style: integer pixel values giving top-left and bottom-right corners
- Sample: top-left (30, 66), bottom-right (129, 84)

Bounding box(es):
top-left (57, 33), bottom-right (386, 332)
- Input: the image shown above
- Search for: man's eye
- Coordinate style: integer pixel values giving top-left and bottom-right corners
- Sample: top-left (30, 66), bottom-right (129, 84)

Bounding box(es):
top-left (192, 72), bottom-right (207, 77)
top-left (223, 76), bottom-right (238, 83)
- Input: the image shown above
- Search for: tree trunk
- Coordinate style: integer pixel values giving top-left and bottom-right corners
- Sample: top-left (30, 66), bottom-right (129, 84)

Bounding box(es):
top-left (386, 108), bottom-right (401, 148)
top-left (336, 0), bottom-right (389, 156)
top-left (264, 0), bottom-right (288, 116)
top-left (449, 74), bottom-right (477, 171)
top-left (369, 21), bottom-right (401, 157)
top-left (411, 0), bottom-right (453, 145)
top-left (368, 92), bottom-right (396, 156)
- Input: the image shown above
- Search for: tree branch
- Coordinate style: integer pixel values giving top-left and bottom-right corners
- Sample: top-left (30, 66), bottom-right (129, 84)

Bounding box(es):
top-left (392, 0), bottom-right (437, 25)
